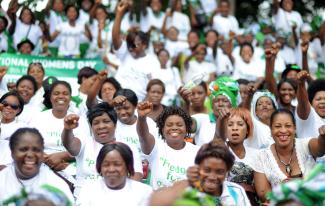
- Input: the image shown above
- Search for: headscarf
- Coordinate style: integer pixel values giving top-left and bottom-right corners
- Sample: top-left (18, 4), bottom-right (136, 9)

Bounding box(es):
top-left (208, 76), bottom-right (239, 122)
top-left (268, 163), bottom-right (325, 206)
top-left (2, 184), bottom-right (72, 206)
top-left (250, 90), bottom-right (278, 120)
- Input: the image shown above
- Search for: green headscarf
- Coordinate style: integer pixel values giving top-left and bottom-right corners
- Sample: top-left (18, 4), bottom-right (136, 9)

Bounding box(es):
top-left (208, 76), bottom-right (239, 122)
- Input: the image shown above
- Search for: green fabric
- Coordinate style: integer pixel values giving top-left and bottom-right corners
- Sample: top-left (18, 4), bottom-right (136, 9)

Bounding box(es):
top-left (48, 47), bottom-right (59, 57)
top-left (79, 43), bottom-right (90, 58)
top-left (71, 95), bottom-right (83, 108)
top-left (267, 164), bottom-right (325, 206)
top-left (173, 187), bottom-right (220, 206)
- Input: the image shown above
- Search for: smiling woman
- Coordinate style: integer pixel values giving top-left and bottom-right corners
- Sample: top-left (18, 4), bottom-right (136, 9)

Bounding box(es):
top-left (0, 128), bottom-right (74, 205)
top-left (76, 142), bottom-right (152, 206)
top-left (61, 102), bottom-right (143, 198)
top-left (136, 101), bottom-right (199, 189)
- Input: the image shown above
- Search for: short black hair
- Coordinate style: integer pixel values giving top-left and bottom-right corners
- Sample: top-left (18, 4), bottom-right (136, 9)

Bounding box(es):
top-left (281, 64), bottom-right (301, 79)
top-left (198, 81), bottom-right (207, 93)
top-left (126, 30), bottom-right (149, 48)
top-left (16, 75), bottom-right (38, 95)
top-left (270, 108), bottom-right (296, 128)
top-left (43, 81), bottom-right (72, 109)
top-left (65, 4), bottom-right (80, 19)
top-left (77, 66), bottom-right (98, 84)
top-left (96, 142), bottom-right (135, 176)
top-left (87, 102), bottom-right (117, 125)
top-left (240, 42), bottom-right (254, 55)
top-left (156, 106), bottom-right (192, 139)
top-left (277, 78), bottom-right (297, 93)
top-left (237, 79), bottom-right (250, 85)
top-left (0, 91), bottom-right (24, 116)
top-left (17, 39), bottom-right (35, 51)
top-left (0, 16), bottom-right (9, 29)
top-left (114, 89), bottom-right (138, 107)
top-left (9, 128), bottom-right (44, 151)
top-left (307, 79), bottom-right (325, 103)
top-left (146, 79), bottom-right (165, 94)
top-left (98, 77), bottom-right (122, 99)
top-left (19, 6), bottom-right (36, 24)
top-left (195, 141), bottom-right (235, 171)
top-left (157, 48), bottom-right (170, 57)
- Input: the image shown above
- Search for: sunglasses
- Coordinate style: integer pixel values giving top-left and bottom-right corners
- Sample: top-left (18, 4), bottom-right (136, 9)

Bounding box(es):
top-left (1, 101), bottom-right (20, 110)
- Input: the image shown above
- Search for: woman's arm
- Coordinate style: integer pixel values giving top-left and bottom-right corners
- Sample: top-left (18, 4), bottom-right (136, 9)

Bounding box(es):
top-left (309, 125), bottom-right (325, 158)
top-left (84, 24), bottom-right (92, 42)
top-left (86, 70), bottom-right (107, 109)
top-left (264, 45), bottom-right (278, 97)
top-left (136, 101), bottom-right (156, 155)
top-left (296, 71), bottom-right (311, 120)
top-left (161, 8), bottom-right (172, 37)
top-left (61, 114), bottom-right (82, 156)
top-left (112, 1), bottom-right (128, 50)
top-left (254, 171), bottom-right (272, 203)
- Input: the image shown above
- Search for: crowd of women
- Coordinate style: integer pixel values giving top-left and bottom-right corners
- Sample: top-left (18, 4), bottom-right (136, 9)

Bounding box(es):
top-left (0, 0), bottom-right (325, 205)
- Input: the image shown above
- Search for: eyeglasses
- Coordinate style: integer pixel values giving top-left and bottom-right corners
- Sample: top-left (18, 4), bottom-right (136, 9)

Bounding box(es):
top-left (1, 101), bottom-right (20, 110)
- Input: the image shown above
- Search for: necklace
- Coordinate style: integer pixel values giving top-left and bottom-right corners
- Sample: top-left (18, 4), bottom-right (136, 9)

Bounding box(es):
top-left (274, 144), bottom-right (295, 176)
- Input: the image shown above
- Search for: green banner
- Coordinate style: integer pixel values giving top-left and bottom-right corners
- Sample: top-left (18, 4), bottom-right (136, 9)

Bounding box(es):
top-left (0, 53), bottom-right (105, 78)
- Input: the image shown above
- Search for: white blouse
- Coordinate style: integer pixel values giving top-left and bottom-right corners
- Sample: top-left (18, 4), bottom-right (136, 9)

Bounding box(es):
top-left (254, 138), bottom-right (316, 188)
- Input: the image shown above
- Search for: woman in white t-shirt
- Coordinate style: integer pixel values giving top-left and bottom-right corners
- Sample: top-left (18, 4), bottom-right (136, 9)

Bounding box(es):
top-left (295, 71), bottom-right (325, 139)
top-left (136, 101), bottom-right (199, 189)
top-left (50, 4), bottom-right (92, 57)
top-left (113, 89), bottom-right (159, 154)
top-left (27, 62), bottom-right (45, 109)
top-left (15, 75), bottom-right (41, 125)
top-left (61, 102), bottom-right (143, 197)
top-left (0, 128), bottom-right (74, 205)
top-left (150, 142), bottom-right (251, 206)
top-left (155, 49), bottom-right (182, 106)
top-left (77, 142), bottom-right (152, 206)
top-left (254, 109), bottom-right (325, 203)
top-left (7, 3), bottom-right (42, 50)
top-left (87, 4), bottom-right (113, 58)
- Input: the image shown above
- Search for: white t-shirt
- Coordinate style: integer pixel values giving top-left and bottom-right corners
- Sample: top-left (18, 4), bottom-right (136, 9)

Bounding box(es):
top-left (229, 145), bottom-right (258, 170)
top-left (0, 120), bottom-right (27, 141)
top-left (0, 164), bottom-right (74, 205)
top-left (192, 113), bottom-right (216, 146)
top-left (147, 8), bottom-right (165, 30)
top-left (28, 88), bottom-right (45, 109)
top-left (76, 178), bottom-right (152, 206)
top-left (13, 18), bottom-right (42, 49)
top-left (212, 14), bottom-right (239, 38)
top-left (219, 181), bottom-right (251, 206)
top-left (165, 39), bottom-right (189, 58)
top-left (278, 45), bottom-right (297, 65)
top-left (295, 107), bottom-right (325, 139)
top-left (29, 109), bottom-right (91, 154)
top-left (16, 102), bottom-right (42, 125)
top-left (165, 12), bottom-right (191, 41)
top-left (56, 22), bottom-right (85, 56)
top-left (87, 19), bottom-right (113, 58)
top-left (233, 57), bottom-right (265, 81)
top-left (0, 140), bottom-right (11, 165)
top-left (273, 8), bottom-right (303, 35)
top-left (184, 60), bottom-right (217, 83)
top-left (155, 66), bottom-right (182, 106)
top-left (120, 10), bottom-right (151, 33)
top-left (74, 137), bottom-right (143, 197)
top-left (0, 32), bottom-right (8, 52)
top-left (114, 42), bottom-right (161, 101)
top-left (244, 117), bottom-right (274, 149)
top-left (47, 10), bottom-right (66, 48)
top-left (77, 9), bottom-right (91, 44)
top-left (115, 116), bottom-right (159, 156)
top-left (148, 139), bottom-right (199, 189)
top-left (254, 138), bottom-right (316, 188)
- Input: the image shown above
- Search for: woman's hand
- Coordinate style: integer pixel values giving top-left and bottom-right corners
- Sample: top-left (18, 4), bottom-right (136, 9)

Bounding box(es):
top-left (116, 0), bottom-right (129, 16)
top-left (44, 153), bottom-right (69, 171)
top-left (177, 86), bottom-right (192, 104)
top-left (63, 114), bottom-right (79, 130)
top-left (297, 70), bottom-right (310, 84)
top-left (301, 40), bottom-right (309, 54)
top-left (113, 95), bottom-right (127, 106)
top-left (137, 101), bottom-right (153, 118)
top-left (186, 165), bottom-right (200, 187)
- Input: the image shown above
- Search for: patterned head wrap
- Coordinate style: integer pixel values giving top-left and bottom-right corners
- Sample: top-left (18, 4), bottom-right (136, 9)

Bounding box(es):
top-left (250, 90), bottom-right (278, 120)
top-left (268, 163), bottom-right (325, 206)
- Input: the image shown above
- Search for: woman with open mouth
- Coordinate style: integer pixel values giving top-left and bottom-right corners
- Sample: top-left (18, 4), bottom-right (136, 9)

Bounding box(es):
top-left (254, 109), bottom-right (325, 204)
top-left (0, 128), bottom-right (74, 205)
top-left (61, 102), bottom-right (143, 198)
top-left (136, 101), bottom-right (199, 189)
top-left (0, 91), bottom-right (26, 167)
top-left (76, 142), bottom-right (152, 206)
top-left (29, 81), bottom-right (91, 182)
top-left (149, 142), bottom-right (251, 206)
